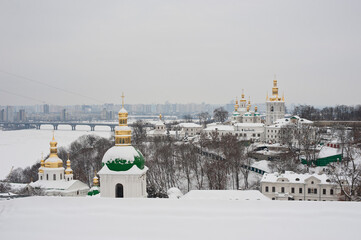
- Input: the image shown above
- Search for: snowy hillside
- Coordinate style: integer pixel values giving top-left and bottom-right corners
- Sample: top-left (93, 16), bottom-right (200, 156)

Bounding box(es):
top-left (0, 126), bottom-right (110, 179)
top-left (0, 197), bottom-right (360, 240)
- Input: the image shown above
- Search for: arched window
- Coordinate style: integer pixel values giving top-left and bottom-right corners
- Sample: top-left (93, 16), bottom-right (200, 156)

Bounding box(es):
top-left (53, 174), bottom-right (56, 180)
top-left (40, 176), bottom-right (43, 180)
top-left (46, 174), bottom-right (49, 180)
top-left (60, 174), bottom-right (62, 180)
top-left (271, 106), bottom-right (274, 112)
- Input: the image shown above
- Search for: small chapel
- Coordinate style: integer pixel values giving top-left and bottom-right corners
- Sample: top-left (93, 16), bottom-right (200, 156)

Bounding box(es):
top-left (30, 134), bottom-right (89, 196)
top-left (98, 94), bottom-right (148, 198)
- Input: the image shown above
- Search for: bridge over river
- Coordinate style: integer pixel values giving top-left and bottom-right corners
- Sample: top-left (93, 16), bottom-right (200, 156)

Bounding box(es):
top-left (0, 121), bottom-right (153, 131)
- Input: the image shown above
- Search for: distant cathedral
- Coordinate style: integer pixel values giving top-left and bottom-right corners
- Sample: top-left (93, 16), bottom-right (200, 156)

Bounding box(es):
top-left (265, 76), bottom-right (285, 125)
top-left (231, 90), bottom-right (261, 124)
top-left (231, 76), bottom-right (285, 126)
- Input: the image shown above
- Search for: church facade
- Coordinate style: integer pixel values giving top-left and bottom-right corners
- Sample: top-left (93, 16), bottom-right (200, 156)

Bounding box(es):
top-left (98, 94), bottom-right (148, 198)
top-left (31, 134), bottom-right (89, 196)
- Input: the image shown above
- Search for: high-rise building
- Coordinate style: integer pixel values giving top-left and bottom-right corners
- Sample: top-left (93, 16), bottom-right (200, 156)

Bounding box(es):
top-left (43, 104), bottom-right (50, 114)
top-left (18, 109), bottom-right (26, 122)
top-left (60, 109), bottom-right (66, 121)
top-left (6, 106), bottom-right (14, 122)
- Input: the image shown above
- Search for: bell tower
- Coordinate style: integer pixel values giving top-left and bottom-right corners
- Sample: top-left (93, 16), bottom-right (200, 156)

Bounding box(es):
top-left (266, 75), bottom-right (285, 125)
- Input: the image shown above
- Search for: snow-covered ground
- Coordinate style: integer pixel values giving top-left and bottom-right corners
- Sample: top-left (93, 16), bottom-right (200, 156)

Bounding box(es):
top-left (0, 126), bottom-right (111, 180)
top-left (0, 197), bottom-right (360, 240)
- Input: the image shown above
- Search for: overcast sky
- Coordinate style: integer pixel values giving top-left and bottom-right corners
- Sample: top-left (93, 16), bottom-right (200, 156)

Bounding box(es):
top-left (0, 0), bottom-right (360, 106)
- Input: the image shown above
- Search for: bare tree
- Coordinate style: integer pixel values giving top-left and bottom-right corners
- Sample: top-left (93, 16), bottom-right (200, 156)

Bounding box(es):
top-left (197, 112), bottom-right (210, 128)
top-left (132, 120), bottom-right (147, 146)
top-left (213, 107), bottom-right (228, 123)
top-left (328, 127), bottom-right (361, 201)
top-left (220, 133), bottom-right (243, 189)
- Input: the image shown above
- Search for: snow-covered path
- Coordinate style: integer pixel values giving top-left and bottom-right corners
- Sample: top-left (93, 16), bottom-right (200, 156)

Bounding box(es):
top-left (0, 197), bottom-right (360, 240)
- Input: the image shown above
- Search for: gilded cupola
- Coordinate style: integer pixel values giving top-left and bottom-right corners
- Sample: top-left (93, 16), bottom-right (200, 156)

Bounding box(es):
top-left (44, 133), bottom-right (63, 168)
top-left (115, 93), bottom-right (132, 146)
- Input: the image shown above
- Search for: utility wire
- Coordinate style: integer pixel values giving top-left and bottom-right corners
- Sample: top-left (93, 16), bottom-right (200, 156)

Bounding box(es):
top-left (0, 88), bottom-right (45, 103)
top-left (0, 70), bottom-right (104, 103)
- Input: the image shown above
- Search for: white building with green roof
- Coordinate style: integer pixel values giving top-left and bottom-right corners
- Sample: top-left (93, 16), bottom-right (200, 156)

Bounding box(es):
top-left (98, 95), bottom-right (148, 198)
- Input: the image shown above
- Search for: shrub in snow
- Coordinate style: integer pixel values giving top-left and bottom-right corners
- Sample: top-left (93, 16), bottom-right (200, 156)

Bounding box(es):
top-left (167, 187), bottom-right (183, 199)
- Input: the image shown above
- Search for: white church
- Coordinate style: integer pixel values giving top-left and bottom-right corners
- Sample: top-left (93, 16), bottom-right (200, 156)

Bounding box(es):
top-left (31, 134), bottom-right (89, 196)
top-left (98, 94), bottom-right (148, 198)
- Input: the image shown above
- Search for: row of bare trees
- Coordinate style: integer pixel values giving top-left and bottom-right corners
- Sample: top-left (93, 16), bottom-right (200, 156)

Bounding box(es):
top-left (139, 132), bottom-right (256, 196)
top-left (293, 104), bottom-right (361, 121)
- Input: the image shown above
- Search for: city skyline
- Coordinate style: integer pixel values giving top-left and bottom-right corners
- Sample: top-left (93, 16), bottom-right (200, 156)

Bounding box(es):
top-left (1, 0), bottom-right (360, 106)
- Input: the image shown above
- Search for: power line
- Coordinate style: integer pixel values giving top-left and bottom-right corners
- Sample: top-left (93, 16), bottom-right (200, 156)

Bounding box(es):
top-left (0, 70), bottom-right (104, 103)
top-left (0, 88), bottom-right (45, 103)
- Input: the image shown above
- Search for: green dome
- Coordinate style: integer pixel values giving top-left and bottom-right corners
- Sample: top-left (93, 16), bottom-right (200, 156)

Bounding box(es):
top-left (101, 146), bottom-right (145, 172)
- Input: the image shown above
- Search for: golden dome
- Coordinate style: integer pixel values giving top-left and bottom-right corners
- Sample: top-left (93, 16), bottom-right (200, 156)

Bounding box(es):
top-left (93, 172), bottom-right (99, 186)
top-left (45, 133), bottom-right (63, 168)
top-left (234, 97), bottom-right (239, 111)
top-left (65, 154), bottom-right (73, 175)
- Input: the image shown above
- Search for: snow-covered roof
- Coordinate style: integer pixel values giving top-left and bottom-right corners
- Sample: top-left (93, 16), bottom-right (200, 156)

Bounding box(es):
top-left (147, 129), bottom-right (167, 136)
top-left (102, 146), bottom-right (142, 164)
top-left (30, 180), bottom-right (89, 191)
top-left (98, 165), bottom-right (148, 175)
top-left (182, 190), bottom-right (270, 201)
top-left (118, 108), bottom-right (128, 114)
top-left (45, 156), bottom-right (63, 163)
top-left (204, 125), bottom-right (234, 131)
top-left (318, 146), bottom-right (342, 158)
top-left (1, 197), bottom-right (359, 239)
top-left (269, 116), bottom-right (313, 128)
top-left (179, 123), bottom-right (202, 128)
top-left (234, 123), bottom-right (264, 128)
top-left (261, 171), bottom-right (333, 184)
top-left (155, 120), bottom-right (165, 126)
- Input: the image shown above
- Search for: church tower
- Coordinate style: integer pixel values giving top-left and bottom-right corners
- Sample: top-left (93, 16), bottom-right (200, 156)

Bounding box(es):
top-left (98, 93), bottom-right (148, 198)
top-left (266, 76), bottom-right (285, 125)
top-left (65, 154), bottom-right (73, 181)
top-left (41, 134), bottom-right (65, 181)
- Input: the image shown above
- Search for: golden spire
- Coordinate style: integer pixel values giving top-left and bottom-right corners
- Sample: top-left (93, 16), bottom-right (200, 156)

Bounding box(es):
top-left (266, 92), bottom-right (269, 101)
top-left (255, 106), bottom-right (258, 112)
top-left (248, 96), bottom-right (251, 105)
top-left (247, 105), bottom-right (250, 112)
top-left (159, 114), bottom-right (162, 120)
top-left (121, 92), bottom-right (125, 108)
top-left (115, 94), bottom-right (131, 146)
top-left (282, 92), bottom-right (285, 101)
top-left (234, 97), bottom-right (239, 111)
top-left (93, 171), bottom-right (99, 186)
top-left (65, 153), bottom-right (73, 175)
top-left (49, 133), bottom-right (58, 157)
